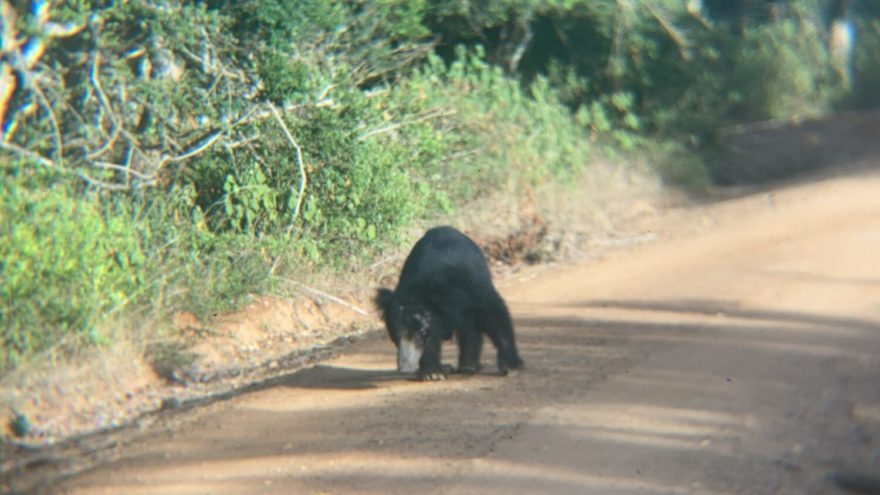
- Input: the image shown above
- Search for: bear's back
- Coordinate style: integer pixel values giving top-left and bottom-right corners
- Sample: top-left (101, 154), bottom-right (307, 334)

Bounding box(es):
top-left (397, 226), bottom-right (492, 293)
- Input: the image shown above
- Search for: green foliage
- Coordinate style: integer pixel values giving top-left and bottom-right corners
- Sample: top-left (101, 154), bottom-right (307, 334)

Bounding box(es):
top-left (258, 53), bottom-right (312, 105)
top-left (0, 166), bottom-right (145, 370)
top-left (394, 48), bottom-right (595, 196)
top-left (851, 18), bottom-right (880, 108)
top-left (732, 17), bottom-right (833, 120)
top-left (124, 184), bottom-right (279, 320)
top-left (428, 0), bottom-right (875, 143)
top-left (292, 105), bottom-right (428, 255)
top-left (646, 140), bottom-right (712, 189)
top-left (221, 0), bottom-right (430, 90)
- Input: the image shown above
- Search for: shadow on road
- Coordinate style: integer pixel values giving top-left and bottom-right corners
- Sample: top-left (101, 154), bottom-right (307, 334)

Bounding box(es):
top-left (273, 364), bottom-right (401, 390)
top-left (569, 297), bottom-right (880, 334)
top-left (713, 109), bottom-right (880, 186)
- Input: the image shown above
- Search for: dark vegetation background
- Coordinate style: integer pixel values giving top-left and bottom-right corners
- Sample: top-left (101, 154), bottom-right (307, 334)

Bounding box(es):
top-left (1, 0), bottom-right (878, 373)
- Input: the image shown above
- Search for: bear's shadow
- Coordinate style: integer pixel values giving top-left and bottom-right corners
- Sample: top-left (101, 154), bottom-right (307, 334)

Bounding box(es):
top-left (272, 365), bottom-right (400, 390)
top-left (273, 364), bottom-right (510, 390)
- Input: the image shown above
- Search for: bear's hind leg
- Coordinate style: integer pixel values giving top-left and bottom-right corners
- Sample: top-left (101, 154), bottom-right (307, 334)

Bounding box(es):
top-left (456, 322), bottom-right (484, 374)
top-left (480, 296), bottom-right (524, 374)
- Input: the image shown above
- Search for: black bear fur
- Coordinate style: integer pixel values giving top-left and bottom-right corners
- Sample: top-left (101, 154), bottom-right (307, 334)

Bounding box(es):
top-left (375, 226), bottom-right (524, 380)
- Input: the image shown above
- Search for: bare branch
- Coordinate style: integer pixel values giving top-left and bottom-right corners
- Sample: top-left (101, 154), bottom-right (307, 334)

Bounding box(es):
top-left (509, 24), bottom-right (533, 73)
top-left (77, 172), bottom-right (140, 191)
top-left (1, 140), bottom-right (151, 192)
top-left (224, 133), bottom-right (261, 150)
top-left (158, 128), bottom-right (225, 166)
top-left (0, 1), bottom-right (19, 140)
top-left (32, 82), bottom-right (62, 164)
top-left (43, 21), bottom-right (87, 38)
top-left (443, 146), bottom-right (486, 162)
top-left (316, 83), bottom-right (335, 101)
top-left (0, 62), bottom-right (15, 141)
top-left (268, 253), bottom-right (284, 276)
top-left (89, 50), bottom-right (119, 132)
top-left (92, 160), bottom-right (156, 183)
top-left (644, 0), bottom-right (692, 60)
top-left (0, 140), bottom-right (59, 169)
top-left (356, 108), bottom-right (456, 142)
top-left (590, 233), bottom-right (657, 248)
top-left (242, 100), bottom-right (337, 126)
top-left (85, 121), bottom-right (121, 159)
top-left (369, 255), bottom-right (401, 271)
top-left (276, 277), bottom-right (369, 316)
top-left (267, 103), bottom-right (308, 234)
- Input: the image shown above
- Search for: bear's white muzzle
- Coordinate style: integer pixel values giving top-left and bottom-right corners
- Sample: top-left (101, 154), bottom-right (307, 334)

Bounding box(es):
top-left (397, 336), bottom-right (422, 374)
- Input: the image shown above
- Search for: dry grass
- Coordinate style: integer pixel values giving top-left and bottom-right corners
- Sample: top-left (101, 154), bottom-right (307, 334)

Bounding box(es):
top-left (0, 321), bottom-right (160, 443)
top-left (454, 156), bottom-right (675, 261)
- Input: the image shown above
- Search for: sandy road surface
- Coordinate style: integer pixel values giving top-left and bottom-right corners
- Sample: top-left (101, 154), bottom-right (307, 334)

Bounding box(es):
top-left (56, 171), bottom-right (880, 495)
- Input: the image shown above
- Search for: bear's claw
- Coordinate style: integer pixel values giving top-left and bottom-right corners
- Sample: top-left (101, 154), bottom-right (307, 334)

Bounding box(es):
top-left (421, 372), bottom-right (447, 381)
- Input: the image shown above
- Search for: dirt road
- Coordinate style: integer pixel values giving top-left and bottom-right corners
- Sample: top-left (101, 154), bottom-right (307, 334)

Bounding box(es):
top-left (56, 170), bottom-right (880, 495)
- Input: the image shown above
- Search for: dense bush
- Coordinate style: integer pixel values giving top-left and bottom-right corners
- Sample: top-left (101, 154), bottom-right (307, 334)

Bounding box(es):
top-left (850, 15), bottom-right (880, 108)
top-left (427, 0), bottom-right (879, 140)
top-left (0, 166), bottom-right (145, 369)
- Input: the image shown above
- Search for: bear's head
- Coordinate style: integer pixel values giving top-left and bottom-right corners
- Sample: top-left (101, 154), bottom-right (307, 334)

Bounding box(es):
top-left (375, 288), bottom-right (433, 373)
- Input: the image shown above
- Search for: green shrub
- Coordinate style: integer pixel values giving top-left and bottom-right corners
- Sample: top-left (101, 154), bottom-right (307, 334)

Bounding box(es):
top-left (394, 48), bottom-right (595, 196)
top-left (732, 18), bottom-right (834, 121)
top-left (851, 18), bottom-right (880, 108)
top-left (646, 140), bottom-right (712, 190)
top-left (0, 167), bottom-right (145, 370)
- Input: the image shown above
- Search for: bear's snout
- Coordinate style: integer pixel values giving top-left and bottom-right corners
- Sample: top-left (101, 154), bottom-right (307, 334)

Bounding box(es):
top-left (397, 336), bottom-right (422, 373)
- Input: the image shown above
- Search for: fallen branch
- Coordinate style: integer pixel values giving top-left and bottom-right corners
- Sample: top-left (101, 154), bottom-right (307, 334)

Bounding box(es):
top-left (443, 146), bottom-right (486, 162)
top-left (369, 255), bottom-right (401, 272)
top-left (589, 232), bottom-right (657, 248)
top-left (276, 277), bottom-right (369, 316)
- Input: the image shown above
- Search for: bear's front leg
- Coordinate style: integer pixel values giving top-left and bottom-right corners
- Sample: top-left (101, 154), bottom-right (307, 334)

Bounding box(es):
top-left (418, 337), bottom-right (447, 381)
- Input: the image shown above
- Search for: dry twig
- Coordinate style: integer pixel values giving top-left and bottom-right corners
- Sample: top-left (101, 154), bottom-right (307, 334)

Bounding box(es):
top-left (644, 1), bottom-right (692, 60)
top-left (267, 103), bottom-right (308, 235)
top-left (0, 140), bottom-right (58, 169)
top-left (158, 128), bottom-right (225, 167)
top-left (32, 83), bottom-right (62, 164)
top-left (356, 108), bottom-right (456, 142)
top-left (276, 277), bottom-right (369, 316)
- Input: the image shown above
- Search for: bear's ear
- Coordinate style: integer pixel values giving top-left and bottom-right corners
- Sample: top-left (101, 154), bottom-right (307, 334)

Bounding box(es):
top-left (374, 288), bottom-right (395, 313)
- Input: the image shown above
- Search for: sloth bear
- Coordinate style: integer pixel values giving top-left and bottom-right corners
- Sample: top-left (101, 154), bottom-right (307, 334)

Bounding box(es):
top-left (375, 226), bottom-right (524, 381)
